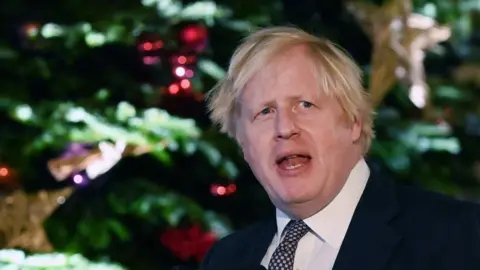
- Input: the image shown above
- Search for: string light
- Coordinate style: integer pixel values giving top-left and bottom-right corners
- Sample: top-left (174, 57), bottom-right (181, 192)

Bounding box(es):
top-left (135, 27), bottom-right (205, 97)
top-left (180, 79), bottom-right (190, 89)
top-left (0, 167), bottom-right (8, 177)
top-left (227, 184), bottom-right (236, 193)
top-left (22, 23), bottom-right (41, 38)
top-left (174, 66), bottom-right (186, 77)
top-left (185, 69), bottom-right (194, 78)
top-left (73, 174), bottom-right (84, 184)
top-left (178, 56), bottom-right (187, 64)
top-left (210, 184), bottom-right (236, 196)
top-left (143, 56), bottom-right (160, 65)
top-left (0, 165), bottom-right (15, 185)
top-left (169, 83), bottom-right (180, 94)
top-left (142, 42), bottom-right (153, 51)
top-left (216, 186), bottom-right (226, 196)
top-left (138, 41), bottom-right (164, 51)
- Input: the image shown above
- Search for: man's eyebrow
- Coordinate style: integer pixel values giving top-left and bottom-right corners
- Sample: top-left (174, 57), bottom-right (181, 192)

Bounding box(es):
top-left (286, 95), bottom-right (304, 102)
top-left (238, 95), bottom-right (306, 109)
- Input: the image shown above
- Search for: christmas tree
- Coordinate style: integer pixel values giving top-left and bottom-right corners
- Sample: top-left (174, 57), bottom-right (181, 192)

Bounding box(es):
top-left (0, 0), bottom-right (479, 269)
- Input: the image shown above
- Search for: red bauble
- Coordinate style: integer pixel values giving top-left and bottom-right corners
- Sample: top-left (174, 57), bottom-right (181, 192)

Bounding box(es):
top-left (160, 224), bottom-right (217, 262)
top-left (179, 24), bottom-right (208, 53)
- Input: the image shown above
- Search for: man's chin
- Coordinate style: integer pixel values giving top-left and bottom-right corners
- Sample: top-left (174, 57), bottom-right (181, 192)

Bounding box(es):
top-left (277, 192), bottom-right (318, 207)
top-left (273, 195), bottom-right (323, 219)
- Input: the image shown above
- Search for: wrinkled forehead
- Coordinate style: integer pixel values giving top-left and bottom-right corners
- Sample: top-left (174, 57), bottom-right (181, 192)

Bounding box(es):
top-left (234, 46), bottom-right (334, 109)
top-left (245, 55), bottom-right (316, 98)
top-left (233, 45), bottom-right (311, 90)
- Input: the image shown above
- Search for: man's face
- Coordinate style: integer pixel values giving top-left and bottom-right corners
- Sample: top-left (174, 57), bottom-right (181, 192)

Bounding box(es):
top-left (236, 47), bottom-right (362, 217)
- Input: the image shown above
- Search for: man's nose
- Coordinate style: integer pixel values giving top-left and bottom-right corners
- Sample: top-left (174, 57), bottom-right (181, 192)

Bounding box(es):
top-left (274, 110), bottom-right (299, 140)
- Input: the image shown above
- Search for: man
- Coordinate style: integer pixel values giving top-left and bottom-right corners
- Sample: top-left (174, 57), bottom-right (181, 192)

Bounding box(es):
top-left (201, 27), bottom-right (480, 270)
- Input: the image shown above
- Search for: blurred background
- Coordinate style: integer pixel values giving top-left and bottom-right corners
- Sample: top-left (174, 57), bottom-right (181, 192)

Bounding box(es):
top-left (0, 0), bottom-right (479, 269)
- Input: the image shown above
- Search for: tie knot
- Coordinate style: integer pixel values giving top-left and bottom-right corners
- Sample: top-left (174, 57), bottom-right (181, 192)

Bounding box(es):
top-left (283, 220), bottom-right (309, 243)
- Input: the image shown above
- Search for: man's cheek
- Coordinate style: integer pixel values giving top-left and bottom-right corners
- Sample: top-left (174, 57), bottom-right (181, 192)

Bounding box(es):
top-left (297, 116), bottom-right (324, 128)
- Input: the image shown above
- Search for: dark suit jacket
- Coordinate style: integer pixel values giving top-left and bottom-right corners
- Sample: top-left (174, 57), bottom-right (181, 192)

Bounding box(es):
top-left (200, 164), bottom-right (480, 270)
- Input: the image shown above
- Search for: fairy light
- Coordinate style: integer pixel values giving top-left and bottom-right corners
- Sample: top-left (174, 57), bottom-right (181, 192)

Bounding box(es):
top-left (210, 184), bottom-right (237, 196)
top-left (175, 66), bottom-right (186, 77)
top-left (180, 79), bottom-right (190, 89)
top-left (169, 83), bottom-right (180, 94)
top-left (0, 167), bottom-right (8, 177)
top-left (178, 56), bottom-right (187, 64)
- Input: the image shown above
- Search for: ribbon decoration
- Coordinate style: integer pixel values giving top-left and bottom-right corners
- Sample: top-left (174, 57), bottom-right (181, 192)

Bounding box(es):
top-left (347, 0), bottom-right (451, 117)
top-left (47, 141), bottom-right (165, 182)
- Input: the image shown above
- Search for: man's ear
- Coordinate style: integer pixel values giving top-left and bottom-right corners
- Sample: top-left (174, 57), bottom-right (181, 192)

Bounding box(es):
top-left (351, 115), bottom-right (362, 143)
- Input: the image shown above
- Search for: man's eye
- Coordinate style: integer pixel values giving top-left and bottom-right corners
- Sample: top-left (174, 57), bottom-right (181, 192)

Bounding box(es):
top-left (259, 108), bottom-right (272, 115)
top-left (300, 101), bottom-right (313, 108)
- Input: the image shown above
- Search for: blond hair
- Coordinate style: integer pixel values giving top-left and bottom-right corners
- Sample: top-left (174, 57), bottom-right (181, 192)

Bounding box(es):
top-left (206, 26), bottom-right (375, 154)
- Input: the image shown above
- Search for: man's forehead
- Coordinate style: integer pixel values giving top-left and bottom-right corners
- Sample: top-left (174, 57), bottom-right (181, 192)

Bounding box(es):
top-left (241, 61), bottom-right (318, 97)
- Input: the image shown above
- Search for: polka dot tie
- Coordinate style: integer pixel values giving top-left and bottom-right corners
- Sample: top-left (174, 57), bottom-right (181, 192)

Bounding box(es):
top-left (268, 220), bottom-right (310, 270)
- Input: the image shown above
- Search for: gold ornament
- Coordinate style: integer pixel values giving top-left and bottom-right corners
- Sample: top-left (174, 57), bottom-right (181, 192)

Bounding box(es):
top-left (0, 140), bottom-right (163, 253)
top-left (0, 187), bottom-right (73, 252)
top-left (0, 138), bottom-right (168, 252)
top-left (347, 0), bottom-right (451, 116)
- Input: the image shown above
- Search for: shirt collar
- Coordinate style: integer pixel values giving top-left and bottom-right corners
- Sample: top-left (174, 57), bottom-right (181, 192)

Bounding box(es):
top-left (275, 158), bottom-right (370, 249)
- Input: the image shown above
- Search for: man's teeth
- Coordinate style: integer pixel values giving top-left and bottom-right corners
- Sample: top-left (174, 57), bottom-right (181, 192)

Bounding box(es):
top-left (285, 163), bottom-right (303, 170)
top-left (279, 155), bottom-right (307, 163)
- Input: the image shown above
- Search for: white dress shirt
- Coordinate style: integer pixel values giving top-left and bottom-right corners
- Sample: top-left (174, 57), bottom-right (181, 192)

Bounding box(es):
top-left (260, 159), bottom-right (370, 270)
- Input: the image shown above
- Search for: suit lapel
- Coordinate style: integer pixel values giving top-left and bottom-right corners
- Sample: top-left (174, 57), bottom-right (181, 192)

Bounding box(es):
top-left (333, 163), bottom-right (403, 270)
top-left (243, 217), bottom-right (276, 265)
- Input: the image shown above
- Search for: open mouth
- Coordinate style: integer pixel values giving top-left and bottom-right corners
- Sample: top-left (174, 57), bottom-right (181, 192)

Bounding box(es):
top-left (276, 154), bottom-right (312, 170)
